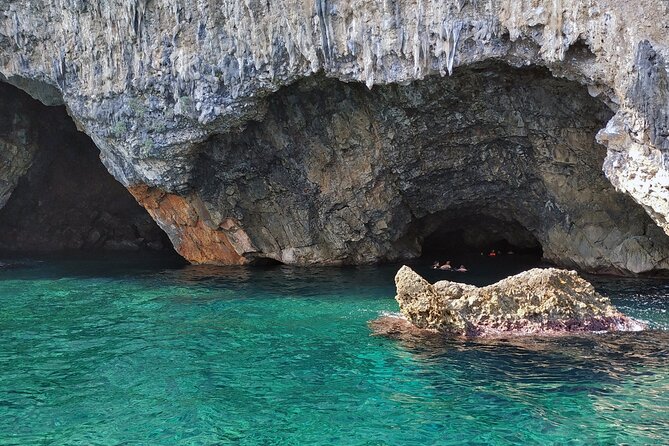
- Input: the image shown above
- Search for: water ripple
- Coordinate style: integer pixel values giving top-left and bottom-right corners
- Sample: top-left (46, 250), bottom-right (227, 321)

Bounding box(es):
top-left (0, 259), bottom-right (667, 445)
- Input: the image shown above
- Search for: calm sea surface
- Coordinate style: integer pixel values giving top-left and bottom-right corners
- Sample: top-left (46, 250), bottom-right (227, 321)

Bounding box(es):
top-left (0, 254), bottom-right (667, 445)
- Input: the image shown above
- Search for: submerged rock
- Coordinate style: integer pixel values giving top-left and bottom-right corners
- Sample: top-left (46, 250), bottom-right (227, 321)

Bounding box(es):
top-left (375, 266), bottom-right (644, 337)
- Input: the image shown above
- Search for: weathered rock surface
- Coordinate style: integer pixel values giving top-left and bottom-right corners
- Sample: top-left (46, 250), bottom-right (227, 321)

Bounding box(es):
top-left (0, 0), bottom-right (668, 272)
top-left (183, 66), bottom-right (669, 272)
top-left (378, 265), bottom-right (644, 337)
top-left (0, 82), bottom-right (39, 210)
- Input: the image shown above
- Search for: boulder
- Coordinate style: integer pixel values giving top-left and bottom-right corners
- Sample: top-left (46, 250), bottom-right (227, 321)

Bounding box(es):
top-left (380, 266), bottom-right (644, 337)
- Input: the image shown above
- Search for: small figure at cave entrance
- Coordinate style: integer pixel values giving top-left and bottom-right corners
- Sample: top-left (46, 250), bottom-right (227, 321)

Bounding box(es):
top-left (432, 260), bottom-right (452, 270)
top-left (456, 265), bottom-right (468, 272)
top-left (439, 261), bottom-right (452, 270)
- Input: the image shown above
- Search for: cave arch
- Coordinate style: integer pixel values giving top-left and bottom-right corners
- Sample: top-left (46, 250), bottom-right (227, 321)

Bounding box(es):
top-left (0, 81), bottom-right (176, 255)
top-left (183, 60), bottom-right (669, 273)
top-left (414, 212), bottom-right (543, 258)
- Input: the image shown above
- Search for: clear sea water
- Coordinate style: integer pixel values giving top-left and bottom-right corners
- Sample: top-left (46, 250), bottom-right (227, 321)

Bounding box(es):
top-left (0, 254), bottom-right (668, 445)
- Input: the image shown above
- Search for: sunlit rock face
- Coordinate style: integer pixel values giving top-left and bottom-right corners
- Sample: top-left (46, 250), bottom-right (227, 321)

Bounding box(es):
top-left (0, 0), bottom-right (668, 271)
top-left (370, 266), bottom-right (644, 337)
top-left (127, 184), bottom-right (247, 264)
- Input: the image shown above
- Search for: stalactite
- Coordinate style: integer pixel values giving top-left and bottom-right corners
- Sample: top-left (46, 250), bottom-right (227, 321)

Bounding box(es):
top-left (446, 20), bottom-right (462, 75)
top-left (2, 0), bottom-right (668, 240)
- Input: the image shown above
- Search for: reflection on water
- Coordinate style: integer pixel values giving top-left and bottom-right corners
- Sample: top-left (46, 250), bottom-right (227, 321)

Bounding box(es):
top-left (388, 329), bottom-right (669, 382)
top-left (0, 255), bottom-right (667, 444)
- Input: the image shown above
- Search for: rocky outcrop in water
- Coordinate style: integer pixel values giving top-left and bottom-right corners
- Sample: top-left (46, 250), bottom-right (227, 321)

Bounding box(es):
top-left (374, 266), bottom-right (644, 337)
top-left (0, 0), bottom-right (669, 272)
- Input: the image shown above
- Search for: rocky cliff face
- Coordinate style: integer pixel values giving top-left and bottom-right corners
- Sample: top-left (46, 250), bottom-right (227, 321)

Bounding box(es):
top-left (0, 0), bottom-right (668, 272)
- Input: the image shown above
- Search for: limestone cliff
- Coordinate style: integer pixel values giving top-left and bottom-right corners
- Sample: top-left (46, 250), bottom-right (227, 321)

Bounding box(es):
top-left (1, 0), bottom-right (668, 272)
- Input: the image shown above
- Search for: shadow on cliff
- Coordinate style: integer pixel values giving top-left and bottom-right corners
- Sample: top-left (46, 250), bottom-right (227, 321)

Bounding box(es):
top-left (0, 81), bottom-right (179, 258)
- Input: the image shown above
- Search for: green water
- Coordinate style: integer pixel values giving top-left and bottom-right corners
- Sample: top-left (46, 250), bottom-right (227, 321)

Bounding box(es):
top-left (0, 255), bottom-right (668, 445)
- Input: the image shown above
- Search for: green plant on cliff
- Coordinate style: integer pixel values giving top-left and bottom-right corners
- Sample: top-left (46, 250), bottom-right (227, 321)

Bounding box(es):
top-left (111, 121), bottom-right (127, 136)
top-left (128, 97), bottom-right (147, 118)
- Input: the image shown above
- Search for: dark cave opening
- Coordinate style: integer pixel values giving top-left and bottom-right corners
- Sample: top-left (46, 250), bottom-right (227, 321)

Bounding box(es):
top-left (250, 256), bottom-right (284, 266)
top-left (421, 215), bottom-right (543, 256)
top-left (0, 81), bottom-right (178, 257)
top-left (415, 213), bottom-right (544, 267)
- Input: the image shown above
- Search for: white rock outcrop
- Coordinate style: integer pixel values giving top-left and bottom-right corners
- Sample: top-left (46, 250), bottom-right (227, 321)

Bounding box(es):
top-left (374, 265), bottom-right (644, 337)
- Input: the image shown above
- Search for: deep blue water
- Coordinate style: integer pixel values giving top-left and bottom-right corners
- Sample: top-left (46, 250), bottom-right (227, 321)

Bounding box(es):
top-left (0, 254), bottom-right (668, 445)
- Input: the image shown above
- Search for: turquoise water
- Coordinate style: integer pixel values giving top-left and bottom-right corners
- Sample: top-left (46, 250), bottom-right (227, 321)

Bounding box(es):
top-left (0, 255), bottom-right (668, 445)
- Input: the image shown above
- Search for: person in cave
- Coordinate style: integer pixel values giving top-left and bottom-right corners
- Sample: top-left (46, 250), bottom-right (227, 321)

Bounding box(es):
top-left (456, 265), bottom-right (468, 272)
top-left (439, 261), bottom-right (452, 270)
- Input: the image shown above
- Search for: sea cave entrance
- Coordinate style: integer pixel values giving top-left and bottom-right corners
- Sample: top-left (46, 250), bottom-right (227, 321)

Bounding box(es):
top-left (190, 59), bottom-right (664, 271)
top-left (0, 81), bottom-right (178, 257)
top-left (408, 210), bottom-right (545, 272)
top-left (420, 214), bottom-right (543, 258)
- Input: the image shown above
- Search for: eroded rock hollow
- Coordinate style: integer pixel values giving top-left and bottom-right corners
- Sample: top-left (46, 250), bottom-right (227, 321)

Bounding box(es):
top-left (0, 82), bottom-right (172, 253)
top-left (1, 0), bottom-right (669, 273)
top-left (134, 64), bottom-right (669, 273)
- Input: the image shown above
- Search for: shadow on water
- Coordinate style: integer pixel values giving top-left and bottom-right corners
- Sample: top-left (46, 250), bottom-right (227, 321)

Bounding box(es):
top-left (380, 327), bottom-right (669, 381)
top-left (0, 250), bottom-right (187, 279)
top-left (159, 263), bottom-right (401, 298)
top-left (3, 251), bottom-right (667, 301)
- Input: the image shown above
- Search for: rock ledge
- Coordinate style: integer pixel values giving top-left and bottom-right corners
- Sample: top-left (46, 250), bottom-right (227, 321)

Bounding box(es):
top-left (373, 266), bottom-right (644, 337)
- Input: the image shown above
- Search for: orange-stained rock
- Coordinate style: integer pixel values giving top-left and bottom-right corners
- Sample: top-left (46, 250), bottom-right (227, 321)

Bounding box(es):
top-left (128, 184), bottom-right (251, 265)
